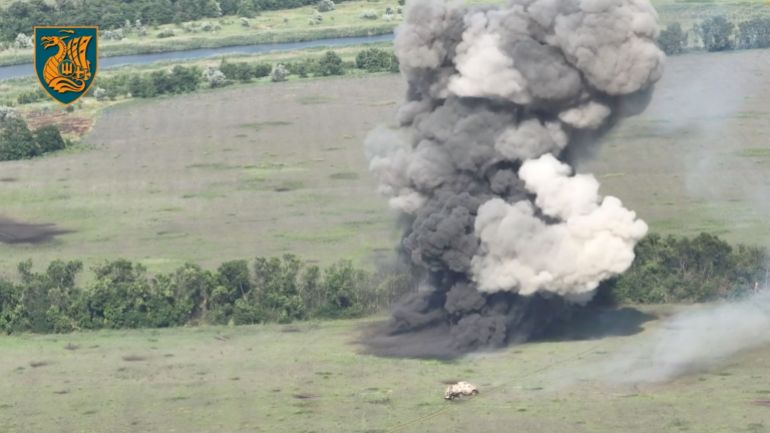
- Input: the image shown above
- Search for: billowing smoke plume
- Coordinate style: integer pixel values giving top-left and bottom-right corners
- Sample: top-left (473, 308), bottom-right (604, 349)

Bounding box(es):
top-left (365, 0), bottom-right (664, 357)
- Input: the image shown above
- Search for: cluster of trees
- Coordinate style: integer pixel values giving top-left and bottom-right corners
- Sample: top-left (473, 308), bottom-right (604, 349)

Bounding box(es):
top-left (0, 0), bottom-right (356, 42)
top-left (658, 16), bottom-right (770, 55)
top-left (0, 233), bottom-right (765, 334)
top-left (355, 47), bottom-right (399, 72)
top-left (218, 49), bottom-right (396, 82)
top-left (90, 49), bottom-right (397, 101)
top-left (95, 65), bottom-right (202, 99)
top-left (0, 255), bottom-right (413, 334)
top-left (602, 233), bottom-right (767, 304)
top-left (0, 110), bottom-right (68, 161)
top-left (219, 60), bottom-right (273, 82)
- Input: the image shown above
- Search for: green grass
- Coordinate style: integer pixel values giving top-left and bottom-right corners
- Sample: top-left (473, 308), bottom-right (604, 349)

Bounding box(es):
top-left (3, 312), bottom-right (770, 432)
top-left (3, 48), bottom-right (770, 276)
top-left (0, 69), bottom-right (402, 275)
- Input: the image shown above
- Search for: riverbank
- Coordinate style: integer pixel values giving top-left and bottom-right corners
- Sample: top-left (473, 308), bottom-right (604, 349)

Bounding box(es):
top-left (0, 33), bottom-right (395, 81)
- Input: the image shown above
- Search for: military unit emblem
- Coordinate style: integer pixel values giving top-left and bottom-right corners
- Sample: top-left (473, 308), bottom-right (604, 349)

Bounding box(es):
top-left (34, 26), bottom-right (98, 105)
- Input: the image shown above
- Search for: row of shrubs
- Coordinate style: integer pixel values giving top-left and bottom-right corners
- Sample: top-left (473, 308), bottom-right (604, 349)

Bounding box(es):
top-left (91, 48), bottom-right (397, 101)
top-left (0, 255), bottom-right (414, 334)
top-left (0, 233), bottom-right (766, 334)
top-left (659, 16), bottom-right (770, 55)
top-left (0, 109), bottom-right (68, 161)
top-left (602, 233), bottom-right (767, 304)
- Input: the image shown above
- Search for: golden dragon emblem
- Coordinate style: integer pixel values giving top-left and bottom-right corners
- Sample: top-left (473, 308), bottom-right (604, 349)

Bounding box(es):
top-left (39, 30), bottom-right (92, 93)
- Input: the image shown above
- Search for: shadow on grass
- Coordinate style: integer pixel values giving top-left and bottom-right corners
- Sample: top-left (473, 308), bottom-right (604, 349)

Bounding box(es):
top-left (0, 216), bottom-right (73, 244)
top-left (536, 306), bottom-right (656, 342)
top-left (360, 306), bottom-right (655, 360)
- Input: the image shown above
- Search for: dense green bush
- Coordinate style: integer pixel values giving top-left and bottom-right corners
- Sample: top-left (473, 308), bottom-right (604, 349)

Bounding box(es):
top-left (286, 59), bottom-right (314, 77)
top-left (0, 117), bottom-right (36, 160)
top-left (0, 255), bottom-right (414, 334)
top-left (602, 233), bottom-right (766, 304)
top-left (0, 116), bottom-right (68, 161)
top-left (253, 62), bottom-right (273, 78)
top-left (316, 0), bottom-right (335, 12)
top-left (34, 125), bottom-right (67, 153)
top-left (128, 66), bottom-right (202, 98)
top-left (699, 15), bottom-right (734, 52)
top-left (16, 89), bottom-right (46, 105)
top-left (658, 22), bottom-right (687, 55)
top-left (316, 51), bottom-right (345, 76)
top-left (355, 47), bottom-right (397, 72)
top-left (737, 18), bottom-right (770, 49)
top-left (220, 60), bottom-right (255, 82)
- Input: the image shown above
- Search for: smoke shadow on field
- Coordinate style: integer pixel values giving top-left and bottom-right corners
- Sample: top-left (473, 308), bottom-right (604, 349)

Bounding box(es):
top-left (536, 307), bottom-right (655, 342)
top-left (359, 321), bottom-right (460, 360)
top-left (359, 306), bottom-right (655, 360)
top-left (0, 216), bottom-right (73, 244)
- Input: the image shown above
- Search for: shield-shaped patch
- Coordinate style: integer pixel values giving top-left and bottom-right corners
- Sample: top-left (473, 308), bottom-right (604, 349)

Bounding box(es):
top-left (34, 26), bottom-right (98, 105)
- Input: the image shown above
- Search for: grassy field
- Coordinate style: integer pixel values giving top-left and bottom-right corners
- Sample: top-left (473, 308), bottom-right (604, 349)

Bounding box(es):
top-left (0, 71), bottom-right (405, 275)
top-left (580, 48), bottom-right (770, 245)
top-left (0, 41), bottom-right (392, 107)
top-left (3, 307), bottom-right (770, 433)
top-left (2, 48), bottom-right (770, 276)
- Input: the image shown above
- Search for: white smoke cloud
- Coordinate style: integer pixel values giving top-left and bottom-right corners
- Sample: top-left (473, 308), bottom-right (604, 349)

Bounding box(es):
top-left (471, 154), bottom-right (648, 300)
top-left (602, 291), bottom-right (770, 383)
top-left (449, 10), bottom-right (533, 104)
top-left (558, 101), bottom-right (611, 129)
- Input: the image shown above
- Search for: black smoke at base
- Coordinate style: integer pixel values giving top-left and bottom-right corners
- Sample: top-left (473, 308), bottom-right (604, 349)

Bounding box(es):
top-left (362, 0), bottom-right (665, 357)
top-left (364, 286), bottom-right (571, 359)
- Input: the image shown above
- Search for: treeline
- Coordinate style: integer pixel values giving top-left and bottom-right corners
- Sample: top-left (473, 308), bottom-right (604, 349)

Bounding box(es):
top-left (658, 16), bottom-right (770, 55)
top-left (0, 255), bottom-right (413, 334)
top-left (0, 108), bottom-right (68, 161)
top-left (92, 48), bottom-right (397, 100)
top-left (603, 233), bottom-right (767, 304)
top-left (0, 0), bottom-right (350, 42)
top-left (0, 233), bottom-right (766, 334)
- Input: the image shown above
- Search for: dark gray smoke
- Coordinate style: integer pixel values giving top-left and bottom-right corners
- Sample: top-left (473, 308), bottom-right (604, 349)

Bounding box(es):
top-left (364, 0), bottom-right (664, 357)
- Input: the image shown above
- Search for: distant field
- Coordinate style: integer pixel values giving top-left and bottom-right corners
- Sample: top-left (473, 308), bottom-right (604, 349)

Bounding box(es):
top-left (3, 307), bottom-right (770, 433)
top-left (0, 73), bottom-right (405, 275)
top-left (580, 48), bottom-right (770, 246)
top-left (0, 0), bottom-right (768, 66)
top-left (0, 0), bottom-right (401, 66)
top-left (2, 48), bottom-right (770, 276)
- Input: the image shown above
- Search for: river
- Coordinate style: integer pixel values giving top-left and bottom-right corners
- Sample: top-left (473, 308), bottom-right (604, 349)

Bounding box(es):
top-left (0, 32), bottom-right (395, 81)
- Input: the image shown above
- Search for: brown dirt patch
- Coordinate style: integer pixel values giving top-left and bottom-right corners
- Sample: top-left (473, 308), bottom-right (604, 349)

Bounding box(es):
top-left (25, 110), bottom-right (92, 136)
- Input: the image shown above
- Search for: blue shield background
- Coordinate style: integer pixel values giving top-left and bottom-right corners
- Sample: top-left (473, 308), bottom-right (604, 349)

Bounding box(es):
top-left (34, 26), bottom-right (98, 105)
